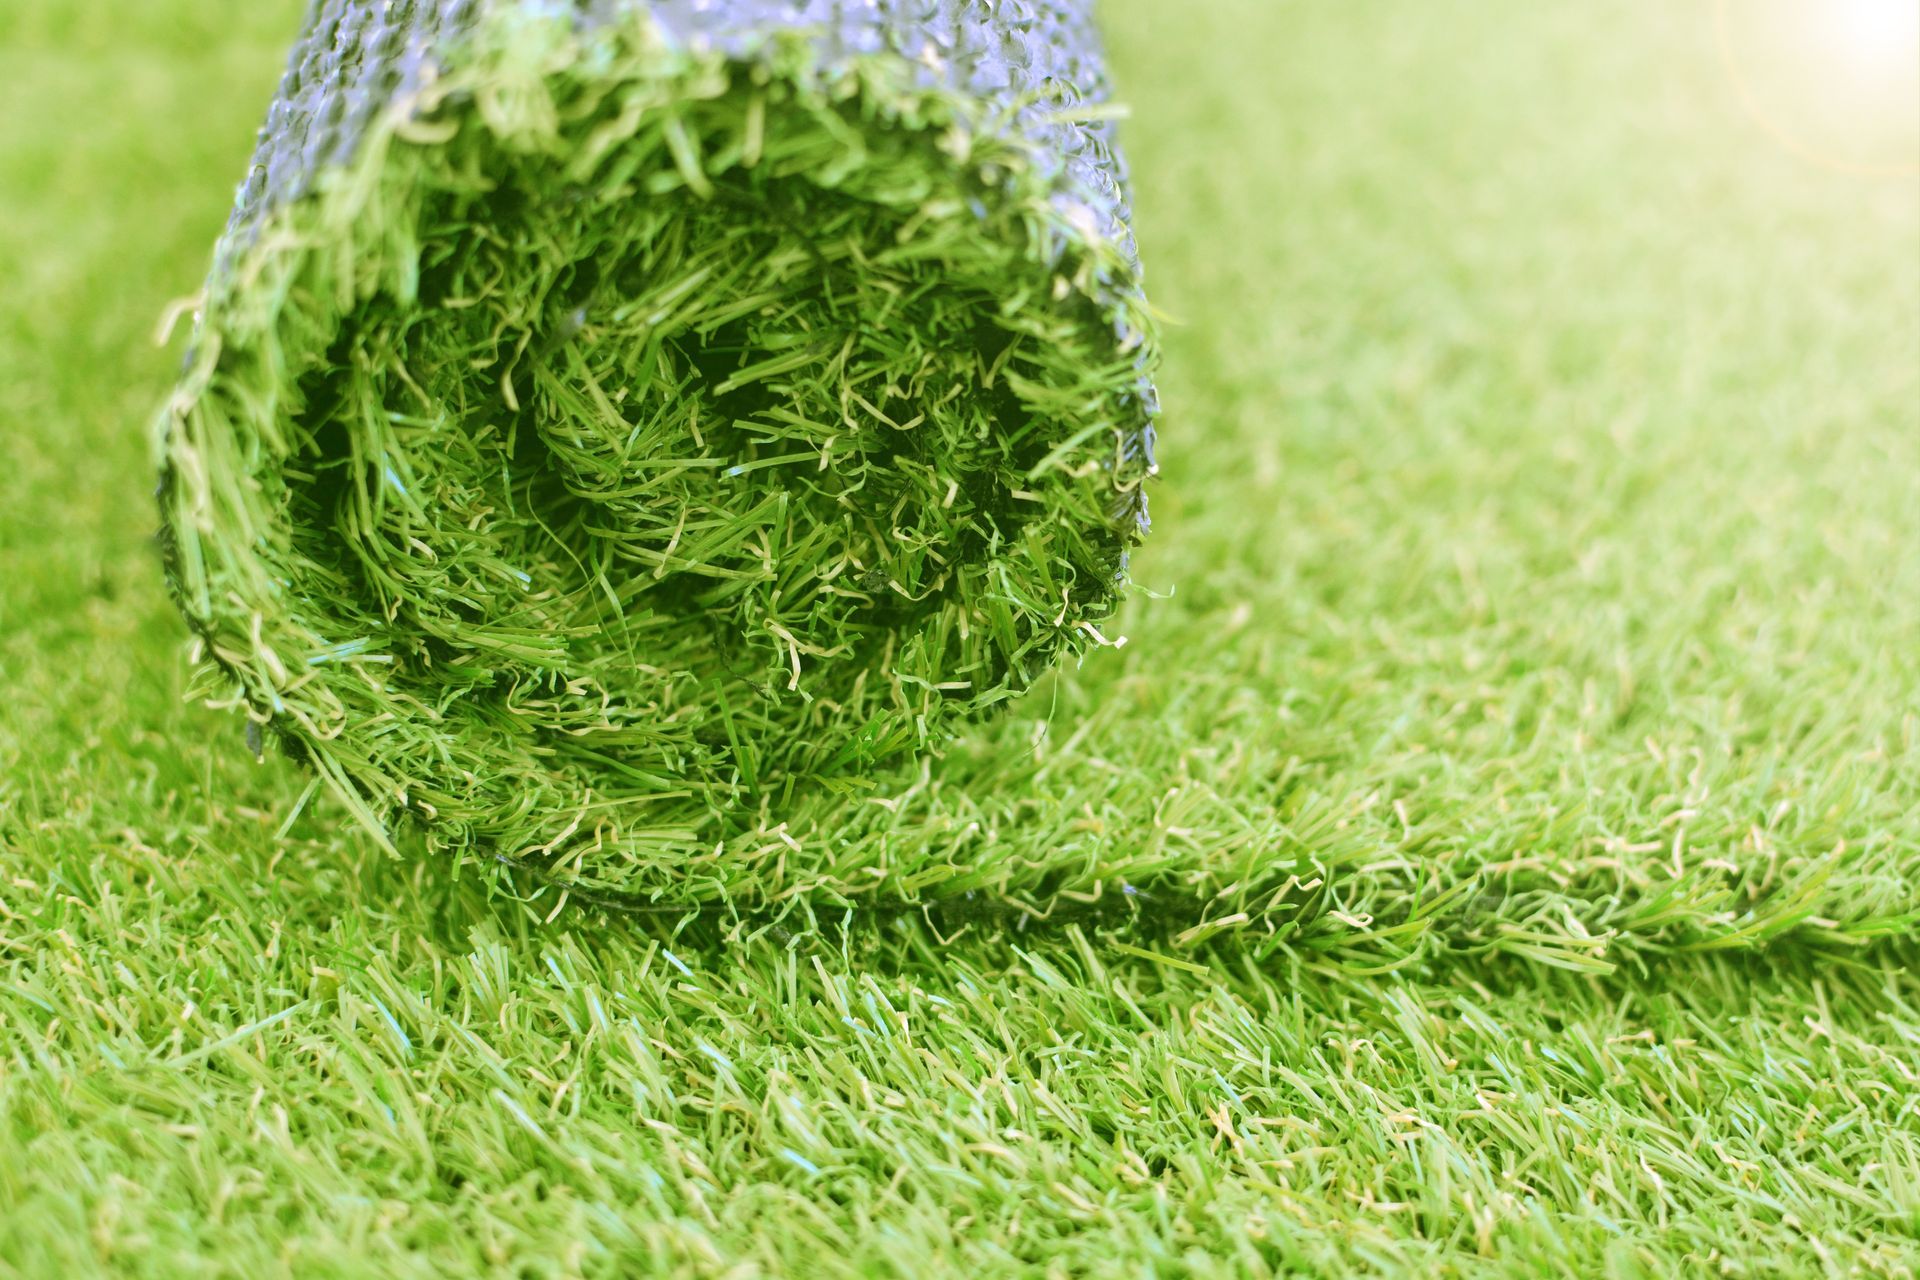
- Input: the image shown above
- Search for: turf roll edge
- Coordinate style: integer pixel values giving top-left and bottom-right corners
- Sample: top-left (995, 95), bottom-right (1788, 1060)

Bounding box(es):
top-left (156, 0), bottom-right (1158, 903)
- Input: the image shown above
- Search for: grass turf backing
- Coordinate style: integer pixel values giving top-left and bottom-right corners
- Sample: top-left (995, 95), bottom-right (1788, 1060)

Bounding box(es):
top-left (2, 0), bottom-right (1917, 1275)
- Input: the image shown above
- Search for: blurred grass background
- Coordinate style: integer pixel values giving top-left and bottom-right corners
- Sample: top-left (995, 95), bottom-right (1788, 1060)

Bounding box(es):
top-left (1, 1), bottom-right (1916, 1275)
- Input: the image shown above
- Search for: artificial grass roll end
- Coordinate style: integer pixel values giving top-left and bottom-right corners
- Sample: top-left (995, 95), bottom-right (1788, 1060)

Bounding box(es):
top-left (157, 1), bottom-right (1158, 898)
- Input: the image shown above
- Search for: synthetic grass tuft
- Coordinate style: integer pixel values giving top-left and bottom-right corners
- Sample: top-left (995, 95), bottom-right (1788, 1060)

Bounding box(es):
top-left (157, 1), bottom-right (1157, 899)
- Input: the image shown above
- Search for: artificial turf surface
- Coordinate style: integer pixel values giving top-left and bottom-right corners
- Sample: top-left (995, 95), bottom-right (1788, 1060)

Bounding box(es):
top-left (2, 1), bottom-right (1917, 1275)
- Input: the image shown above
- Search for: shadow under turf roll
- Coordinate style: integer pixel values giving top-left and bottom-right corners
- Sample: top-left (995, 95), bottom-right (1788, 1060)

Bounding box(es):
top-left (157, 0), bottom-right (1157, 898)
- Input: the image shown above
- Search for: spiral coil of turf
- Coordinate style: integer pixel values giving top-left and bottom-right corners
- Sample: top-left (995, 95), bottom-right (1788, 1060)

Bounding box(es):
top-left (158, 0), bottom-right (1157, 902)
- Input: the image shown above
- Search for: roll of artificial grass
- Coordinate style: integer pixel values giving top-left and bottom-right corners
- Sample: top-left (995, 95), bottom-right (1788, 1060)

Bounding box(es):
top-left (158, 0), bottom-right (1157, 901)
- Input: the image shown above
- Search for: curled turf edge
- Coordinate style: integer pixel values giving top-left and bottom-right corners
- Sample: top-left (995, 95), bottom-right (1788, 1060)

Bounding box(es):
top-left (157, 8), bottom-right (1157, 901)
